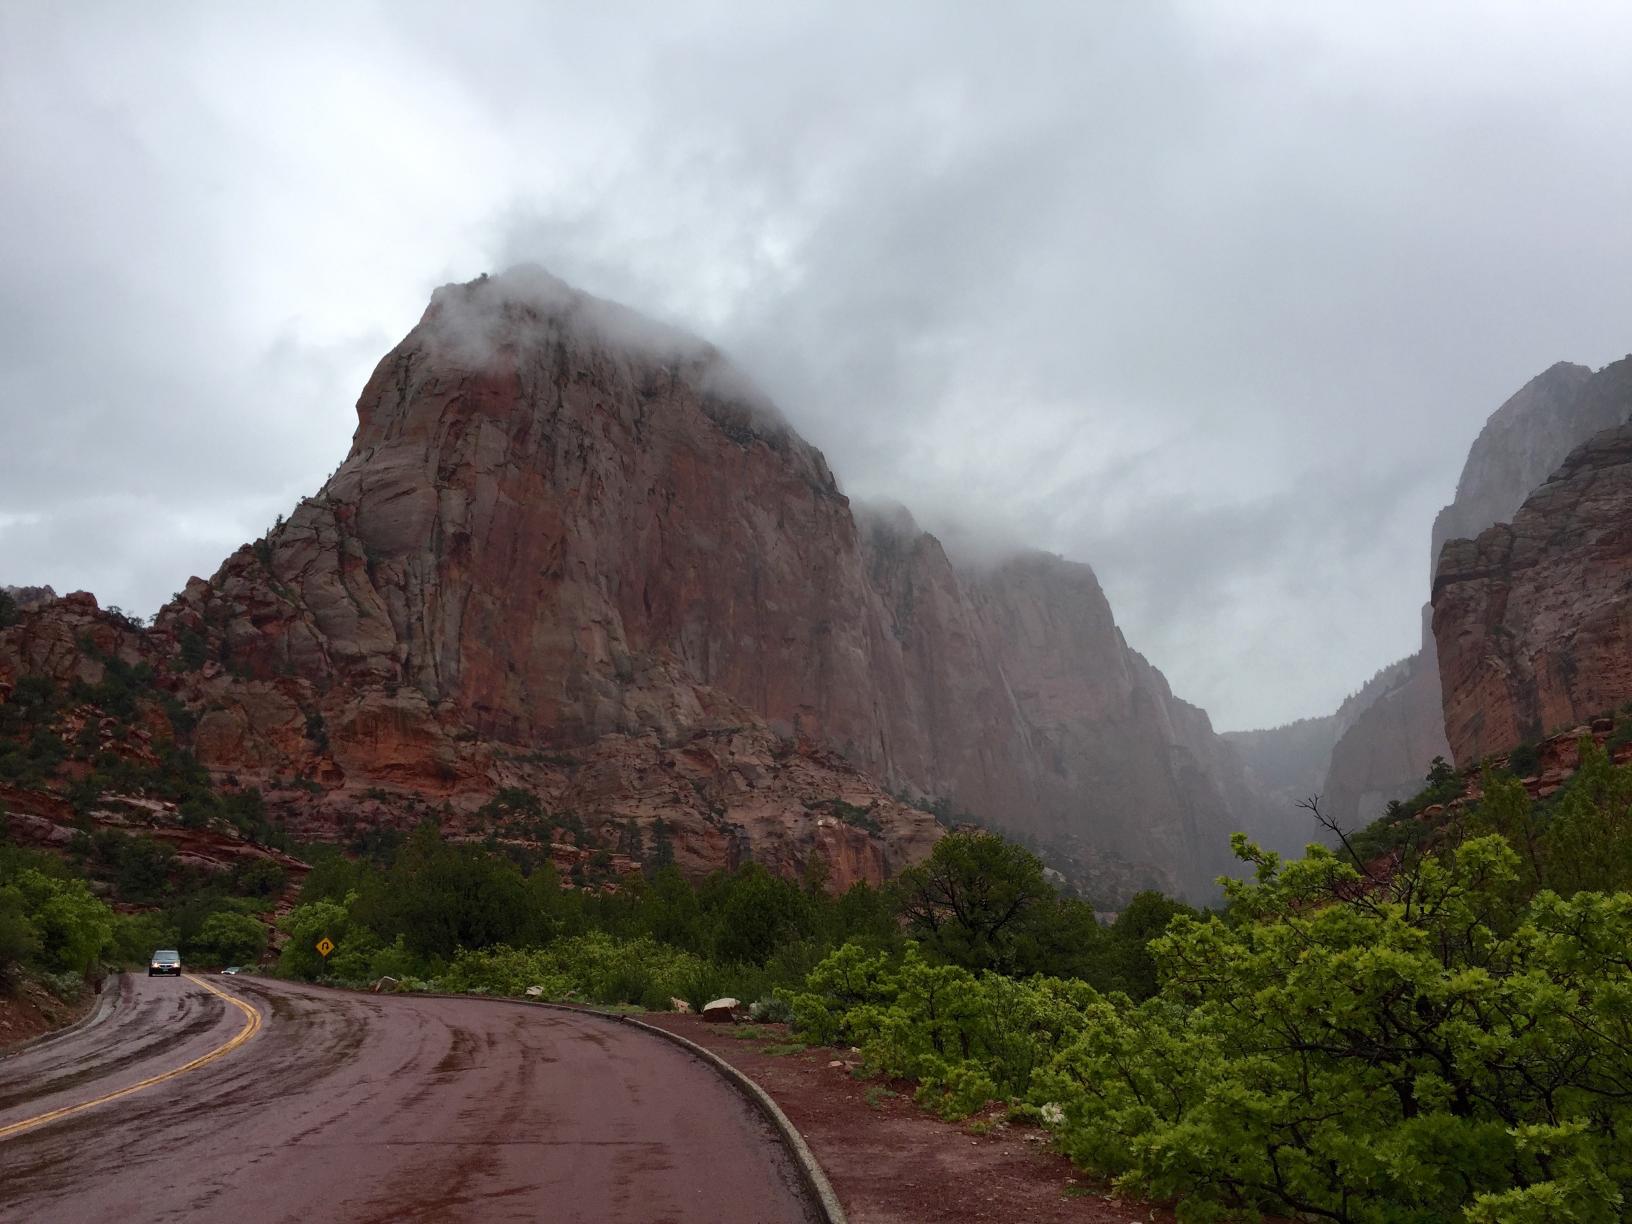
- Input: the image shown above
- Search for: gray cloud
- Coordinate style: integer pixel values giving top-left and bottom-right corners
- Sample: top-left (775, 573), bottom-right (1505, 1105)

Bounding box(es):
top-left (2, 1), bottom-right (1630, 728)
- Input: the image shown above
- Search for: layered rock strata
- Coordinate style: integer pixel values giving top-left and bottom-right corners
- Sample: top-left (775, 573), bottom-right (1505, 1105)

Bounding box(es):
top-left (1434, 421), bottom-right (1632, 763)
top-left (5, 269), bottom-right (1270, 898)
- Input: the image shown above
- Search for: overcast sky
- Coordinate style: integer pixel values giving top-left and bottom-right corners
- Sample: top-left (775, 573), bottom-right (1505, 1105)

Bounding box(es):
top-left (3, 2), bottom-right (1630, 730)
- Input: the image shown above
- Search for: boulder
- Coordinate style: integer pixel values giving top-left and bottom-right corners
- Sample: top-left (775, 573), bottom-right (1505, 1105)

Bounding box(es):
top-left (701, 997), bottom-right (742, 1023)
top-left (523, 985), bottom-right (544, 998)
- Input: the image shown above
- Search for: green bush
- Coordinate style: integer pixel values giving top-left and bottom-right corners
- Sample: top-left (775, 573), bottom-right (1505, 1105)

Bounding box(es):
top-left (111, 911), bottom-right (180, 967)
top-left (793, 831), bottom-right (1632, 1221)
top-left (191, 911), bottom-right (268, 965)
top-left (437, 933), bottom-right (717, 1009)
top-left (0, 884), bottom-right (43, 983)
top-left (4, 868), bottom-right (114, 975)
top-left (277, 896), bottom-right (363, 979)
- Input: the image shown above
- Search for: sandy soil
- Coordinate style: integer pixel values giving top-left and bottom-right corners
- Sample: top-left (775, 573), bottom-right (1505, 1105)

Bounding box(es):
top-left (644, 1014), bottom-right (1180, 1224)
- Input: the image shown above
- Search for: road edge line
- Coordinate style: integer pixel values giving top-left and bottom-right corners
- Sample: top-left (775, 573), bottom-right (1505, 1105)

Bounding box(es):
top-left (0, 970), bottom-right (121, 1061)
top-left (614, 1011), bottom-right (848, 1224)
top-left (399, 988), bottom-right (846, 1223)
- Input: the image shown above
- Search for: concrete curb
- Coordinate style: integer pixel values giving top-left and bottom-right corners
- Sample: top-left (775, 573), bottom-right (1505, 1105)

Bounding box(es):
top-left (0, 971), bottom-right (121, 1060)
top-left (396, 988), bottom-right (847, 1224)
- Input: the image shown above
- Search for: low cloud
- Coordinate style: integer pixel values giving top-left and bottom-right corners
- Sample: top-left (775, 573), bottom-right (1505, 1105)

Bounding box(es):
top-left (3, 2), bottom-right (1631, 729)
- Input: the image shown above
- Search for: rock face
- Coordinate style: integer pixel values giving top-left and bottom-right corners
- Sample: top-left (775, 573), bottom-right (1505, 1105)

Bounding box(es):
top-left (1320, 632), bottom-right (1449, 827)
top-left (1434, 413), bottom-right (1632, 763)
top-left (4, 269), bottom-right (1268, 899)
top-left (1428, 362), bottom-right (1601, 582)
top-left (1236, 356), bottom-right (1631, 831)
top-left (1, 585), bottom-right (57, 611)
top-left (958, 553), bottom-right (1257, 897)
top-left (1223, 656), bottom-right (1413, 844)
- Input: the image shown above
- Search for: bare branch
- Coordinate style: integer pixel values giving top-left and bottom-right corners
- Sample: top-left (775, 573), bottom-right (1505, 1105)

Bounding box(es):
top-left (1299, 794), bottom-right (1382, 886)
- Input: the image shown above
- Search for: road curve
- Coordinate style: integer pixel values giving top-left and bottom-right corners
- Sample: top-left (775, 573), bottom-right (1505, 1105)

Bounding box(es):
top-left (0, 974), bottom-right (821, 1223)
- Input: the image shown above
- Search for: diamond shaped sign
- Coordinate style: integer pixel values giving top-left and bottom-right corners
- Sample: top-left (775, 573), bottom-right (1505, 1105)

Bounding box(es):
top-left (316, 937), bottom-right (335, 958)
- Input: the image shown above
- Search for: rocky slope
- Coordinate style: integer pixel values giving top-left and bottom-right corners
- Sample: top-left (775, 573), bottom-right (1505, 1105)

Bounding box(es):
top-left (3, 269), bottom-right (1267, 900)
top-left (1434, 409), bottom-right (1632, 764)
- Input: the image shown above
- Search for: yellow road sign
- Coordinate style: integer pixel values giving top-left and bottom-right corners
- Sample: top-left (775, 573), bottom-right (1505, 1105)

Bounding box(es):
top-left (316, 937), bottom-right (335, 958)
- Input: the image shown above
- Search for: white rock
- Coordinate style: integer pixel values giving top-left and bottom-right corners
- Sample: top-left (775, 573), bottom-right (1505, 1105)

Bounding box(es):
top-left (701, 997), bottom-right (741, 1023)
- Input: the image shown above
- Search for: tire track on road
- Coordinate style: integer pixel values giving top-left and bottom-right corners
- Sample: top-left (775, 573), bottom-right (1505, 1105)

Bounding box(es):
top-left (0, 974), bottom-right (260, 1142)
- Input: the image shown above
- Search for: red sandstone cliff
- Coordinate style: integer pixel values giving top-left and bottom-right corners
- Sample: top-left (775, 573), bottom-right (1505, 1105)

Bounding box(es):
top-left (1434, 413), bottom-right (1632, 763)
top-left (1237, 357), bottom-right (1629, 832)
top-left (3, 270), bottom-right (1268, 899)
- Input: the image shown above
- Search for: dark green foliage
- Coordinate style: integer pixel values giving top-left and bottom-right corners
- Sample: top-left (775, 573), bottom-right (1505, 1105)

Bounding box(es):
top-left (303, 710), bottom-right (328, 752)
top-left (86, 831), bottom-right (175, 903)
top-left (1506, 740), bottom-right (1542, 777)
top-left (648, 818), bottom-right (675, 872)
top-left (0, 677), bottom-right (66, 784)
top-left (891, 831), bottom-right (1055, 973)
top-left (0, 589), bottom-right (17, 628)
top-left (707, 863), bottom-right (814, 965)
top-left (230, 857), bottom-right (286, 899)
top-left (1102, 891), bottom-right (1197, 999)
top-left (346, 823), bottom-right (538, 960)
top-left (793, 747), bottom-right (1632, 1221)
top-left (70, 655), bottom-right (157, 722)
top-left (821, 798), bottom-right (882, 834)
top-left (175, 627), bottom-right (208, 671)
top-left (191, 911), bottom-right (268, 965)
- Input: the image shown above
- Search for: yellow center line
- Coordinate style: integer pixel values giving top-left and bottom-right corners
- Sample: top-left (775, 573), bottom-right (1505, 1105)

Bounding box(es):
top-left (0, 973), bottom-right (263, 1142)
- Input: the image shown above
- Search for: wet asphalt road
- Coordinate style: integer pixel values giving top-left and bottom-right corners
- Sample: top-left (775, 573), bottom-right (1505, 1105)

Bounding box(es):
top-left (0, 974), bottom-right (819, 1223)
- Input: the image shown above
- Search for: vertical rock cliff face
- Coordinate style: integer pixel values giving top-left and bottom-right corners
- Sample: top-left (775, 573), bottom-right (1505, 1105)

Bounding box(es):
top-left (1428, 362), bottom-right (1598, 581)
top-left (852, 505), bottom-right (1043, 827)
top-left (1319, 631), bottom-right (1448, 825)
top-left (7, 269), bottom-right (1268, 898)
top-left (1435, 416), bottom-right (1632, 763)
top-left (959, 554), bottom-right (1255, 898)
top-left (1222, 656), bottom-right (1410, 833)
top-left (1239, 357), bottom-right (1629, 831)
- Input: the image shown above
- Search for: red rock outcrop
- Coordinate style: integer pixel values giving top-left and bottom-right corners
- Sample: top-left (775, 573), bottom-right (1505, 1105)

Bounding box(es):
top-left (1237, 356), bottom-right (1629, 832)
top-left (6, 269), bottom-right (1270, 899)
top-left (1428, 362), bottom-right (1600, 581)
top-left (1434, 418), bottom-right (1632, 764)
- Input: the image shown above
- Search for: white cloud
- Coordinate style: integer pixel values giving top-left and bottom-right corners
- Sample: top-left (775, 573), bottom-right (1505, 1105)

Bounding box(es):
top-left (2, 1), bottom-right (1630, 728)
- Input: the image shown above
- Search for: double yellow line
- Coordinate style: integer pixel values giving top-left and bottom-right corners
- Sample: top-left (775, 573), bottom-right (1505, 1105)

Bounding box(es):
top-left (0, 974), bottom-right (262, 1142)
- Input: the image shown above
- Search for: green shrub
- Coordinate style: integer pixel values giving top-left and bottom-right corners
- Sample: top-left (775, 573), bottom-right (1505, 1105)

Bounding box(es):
top-left (1507, 741), bottom-right (1543, 777)
top-left (0, 884), bottom-right (42, 983)
top-left (111, 911), bottom-right (180, 966)
top-left (5, 869), bottom-right (114, 975)
top-left (191, 911), bottom-right (268, 965)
